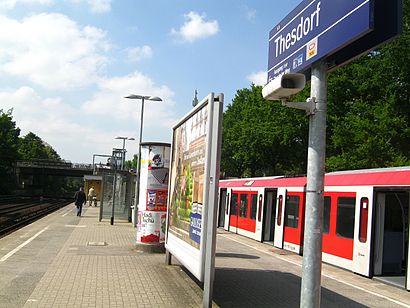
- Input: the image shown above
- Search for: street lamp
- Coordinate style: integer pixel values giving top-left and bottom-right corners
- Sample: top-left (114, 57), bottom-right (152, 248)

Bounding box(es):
top-left (115, 136), bottom-right (135, 170)
top-left (125, 94), bottom-right (162, 227)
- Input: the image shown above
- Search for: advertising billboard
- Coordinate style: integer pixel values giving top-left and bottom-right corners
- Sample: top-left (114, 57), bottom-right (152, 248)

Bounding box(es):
top-left (165, 93), bottom-right (223, 281)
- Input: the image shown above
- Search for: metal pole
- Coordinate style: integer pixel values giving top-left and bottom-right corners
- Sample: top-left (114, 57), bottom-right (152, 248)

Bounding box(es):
top-left (133, 97), bottom-right (145, 227)
top-left (92, 154), bottom-right (96, 174)
top-left (111, 159), bottom-right (117, 225)
top-left (122, 139), bottom-right (126, 170)
top-left (300, 60), bottom-right (327, 308)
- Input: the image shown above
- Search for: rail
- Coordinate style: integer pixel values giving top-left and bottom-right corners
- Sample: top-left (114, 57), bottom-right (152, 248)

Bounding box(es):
top-left (0, 197), bottom-right (72, 236)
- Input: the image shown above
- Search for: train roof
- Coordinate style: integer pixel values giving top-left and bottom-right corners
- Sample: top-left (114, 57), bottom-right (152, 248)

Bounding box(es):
top-left (219, 167), bottom-right (410, 188)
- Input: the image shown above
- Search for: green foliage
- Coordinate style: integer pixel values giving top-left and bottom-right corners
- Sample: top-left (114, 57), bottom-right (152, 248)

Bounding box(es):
top-left (18, 132), bottom-right (61, 161)
top-left (326, 0), bottom-right (410, 171)
top-left (124, 154), bottom-right (138, 170)
top-left (176, 165), bottom-right (193, 222)
top-left (185, 164), bottom-right (193, 204)
top-left (221, 1), bottom-right (410, 176)
top-left (221, 85), bottom-right (308, 178)
top-left (0, 109), bottom-right (21, 193)
top-left (0, 110), bottom-right (62, 194)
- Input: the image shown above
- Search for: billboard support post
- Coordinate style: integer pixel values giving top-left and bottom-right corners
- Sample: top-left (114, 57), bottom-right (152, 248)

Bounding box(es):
top-left (165, 250), bottom-right (171, 265)
top-left (203, 94), bottom-right (224, 308)
top-left (300, 60), bottom-right (327, 308)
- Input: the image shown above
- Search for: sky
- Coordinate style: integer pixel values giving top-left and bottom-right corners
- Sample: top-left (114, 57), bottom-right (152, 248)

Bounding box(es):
top-left (0, 0), bottom-right (301, 164)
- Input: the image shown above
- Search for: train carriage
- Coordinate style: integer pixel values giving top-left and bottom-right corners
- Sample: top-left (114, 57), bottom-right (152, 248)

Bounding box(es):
top-left (218, 167), bottom-right (410, 290)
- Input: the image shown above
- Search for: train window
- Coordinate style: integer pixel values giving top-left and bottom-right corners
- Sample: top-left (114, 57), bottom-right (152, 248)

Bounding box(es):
top-left (277, 195), bottom-right (283, 226)
top-left (336, 197), bottom-right (356, 239)
top-left (240, 194), bottom-right (248, 218)
top-left (285, 195), bottom-right (300, 228)
top-left (257, 194), bottom-right (263, 222)
top-left (323, 196), bottom-right (331, 234)
top-left (359, 197), bottom-right (369, 243)
top-left (231, 193), bottom-right (238, 216)
top-left (250, 194), bottom-right (258, 220)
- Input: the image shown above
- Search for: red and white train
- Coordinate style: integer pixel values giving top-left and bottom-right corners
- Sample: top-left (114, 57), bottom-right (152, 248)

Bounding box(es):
top-left (218, 167), bottom-right (410, 290)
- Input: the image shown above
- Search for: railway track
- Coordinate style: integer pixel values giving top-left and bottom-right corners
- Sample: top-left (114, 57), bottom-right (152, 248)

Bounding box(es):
top-left (0, 197), bottom-right (72, 236)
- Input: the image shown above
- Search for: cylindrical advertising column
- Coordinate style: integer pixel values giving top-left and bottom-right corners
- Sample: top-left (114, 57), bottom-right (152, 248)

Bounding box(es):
top-left (136, 142), bottom-right (171, 244)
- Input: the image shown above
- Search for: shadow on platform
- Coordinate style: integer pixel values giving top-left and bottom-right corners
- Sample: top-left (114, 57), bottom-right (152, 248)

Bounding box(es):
top-left (212, 268), bottom-right (367, 308)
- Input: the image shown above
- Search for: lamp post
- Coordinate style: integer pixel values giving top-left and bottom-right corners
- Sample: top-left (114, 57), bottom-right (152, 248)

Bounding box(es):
top-left (115, 136), bottom-right (135, 170)
top-left (125, 94), bottom-right (162, 227)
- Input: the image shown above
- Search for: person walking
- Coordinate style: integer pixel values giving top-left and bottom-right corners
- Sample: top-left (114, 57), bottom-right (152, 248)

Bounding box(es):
top-left (88, 186), bottom-right (96, 206)
top-left (74, 187), bottom-right (86, 216)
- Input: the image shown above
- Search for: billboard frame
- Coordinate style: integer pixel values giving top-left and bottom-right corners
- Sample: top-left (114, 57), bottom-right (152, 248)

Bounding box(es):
top-left (165, 92), bottom-right (223, 283)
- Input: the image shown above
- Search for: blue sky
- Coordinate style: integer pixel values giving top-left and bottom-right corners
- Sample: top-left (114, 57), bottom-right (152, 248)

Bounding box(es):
top-left (0, 0), bottom-right (300, 163)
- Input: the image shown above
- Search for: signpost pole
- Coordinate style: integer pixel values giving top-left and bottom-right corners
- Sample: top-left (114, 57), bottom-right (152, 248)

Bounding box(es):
top-left (111, 157), bottom-right (117, 226)
top-left (300, 60), bottom-right (327, 308)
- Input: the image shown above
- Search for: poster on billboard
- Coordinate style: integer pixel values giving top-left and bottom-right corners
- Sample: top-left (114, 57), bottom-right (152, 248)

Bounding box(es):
top-left (165, 93), bottom-right (223, 281)
top-left (137, 143), bottom-right (171, 244)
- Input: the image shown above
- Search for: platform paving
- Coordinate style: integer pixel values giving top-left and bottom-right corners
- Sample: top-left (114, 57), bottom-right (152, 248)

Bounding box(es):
top-left (0, 204), bottom-right (409, 307)
top-left (0, 205), bottom-right (202, 308)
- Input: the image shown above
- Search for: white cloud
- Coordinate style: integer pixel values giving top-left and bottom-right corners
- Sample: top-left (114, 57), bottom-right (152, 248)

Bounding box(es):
top-left (0, 87), bottom-right (94, 161)
top-left (65, 0), bottom-right (112, 13)
top-left (0, 13), bottom-right (109, 90)
top-left (0, 80), bottom-right (177, 162)
top-left (81, 72), bottom-right (178, 151)
top-left (242, 5), bottom-right (256, 21)
top-left (0, 0), bottom-right (111, 13)
top-left (247, 71), bottom-right (267, 86)
top-left (171, 11), bottom-right (219, 43)
top-left (126, 45), bottom-right (153, 62)
top-left (0, 0), bottom-right (53, 10)
top-left (86, 0), bottom-right (111, 13)
top-left (83, 72), bottom-right (176, 125)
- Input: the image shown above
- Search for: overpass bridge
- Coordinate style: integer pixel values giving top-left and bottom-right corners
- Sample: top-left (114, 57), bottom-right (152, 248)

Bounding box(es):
top-left (14, 159), bottom-right (94, 197)
top-left (15, 160), bottom-right (93, 177)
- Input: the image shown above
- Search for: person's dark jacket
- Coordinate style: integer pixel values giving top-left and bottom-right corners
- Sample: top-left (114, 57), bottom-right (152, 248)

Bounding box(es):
top-left (74, 190), bottom-right (86, 206)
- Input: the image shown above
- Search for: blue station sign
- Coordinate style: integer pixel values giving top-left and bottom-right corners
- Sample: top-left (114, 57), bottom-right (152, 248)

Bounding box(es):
top-left (267, 0), bottom-right (403, 82)
top-left (268, 0), bottom-right (373, 82)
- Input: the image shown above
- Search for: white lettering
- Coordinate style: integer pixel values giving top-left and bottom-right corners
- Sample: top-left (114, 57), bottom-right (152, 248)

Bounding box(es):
top-left (274, 1), bottom-right (321, 58)
top-left (303, 17), bottom-right (310, 35)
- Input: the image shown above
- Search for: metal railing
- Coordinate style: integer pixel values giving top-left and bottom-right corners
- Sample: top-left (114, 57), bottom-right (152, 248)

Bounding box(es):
top-left (15, 160), bottom-right (92, 170)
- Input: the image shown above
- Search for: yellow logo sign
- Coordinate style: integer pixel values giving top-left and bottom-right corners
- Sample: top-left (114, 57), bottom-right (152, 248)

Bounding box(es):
top-left (306, 37), bottom-right (318, 61)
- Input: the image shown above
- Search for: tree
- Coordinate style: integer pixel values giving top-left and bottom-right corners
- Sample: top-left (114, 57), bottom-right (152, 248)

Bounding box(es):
top-left (222, 0), bottom-right (410, 176)
top-left (221, 85), bottom-right (309, 178)
top-left (18, 132), bottom-right (61, 161)
top-left (124, 154), bottom-right (138, 171)
top-left (325, 0), bottom-right (410, 171)
top-left (0, 109), bottom-right (20, 193)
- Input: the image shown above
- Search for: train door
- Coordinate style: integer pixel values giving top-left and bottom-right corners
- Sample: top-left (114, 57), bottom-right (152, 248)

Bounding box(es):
top-left (283, 192), bottom-right (305, 254)
top-left (322, 192), bottom-right (356, 270)
top-left (352, 187), bottom-right (374, 276)
top-left (218, 188), bottom-right (227, 227)
top-left (373, 191), bottom-right (409, 290)
top-left (274, 188), bottom-right (286, 249)
top-left (263, 190), bottom-right (277, 243)
top-left (228, 191), bottom-right (239, 233)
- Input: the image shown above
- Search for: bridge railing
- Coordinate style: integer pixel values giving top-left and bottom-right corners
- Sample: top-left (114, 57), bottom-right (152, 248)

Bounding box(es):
top-left (15, 160), bottom-right (93, 170)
